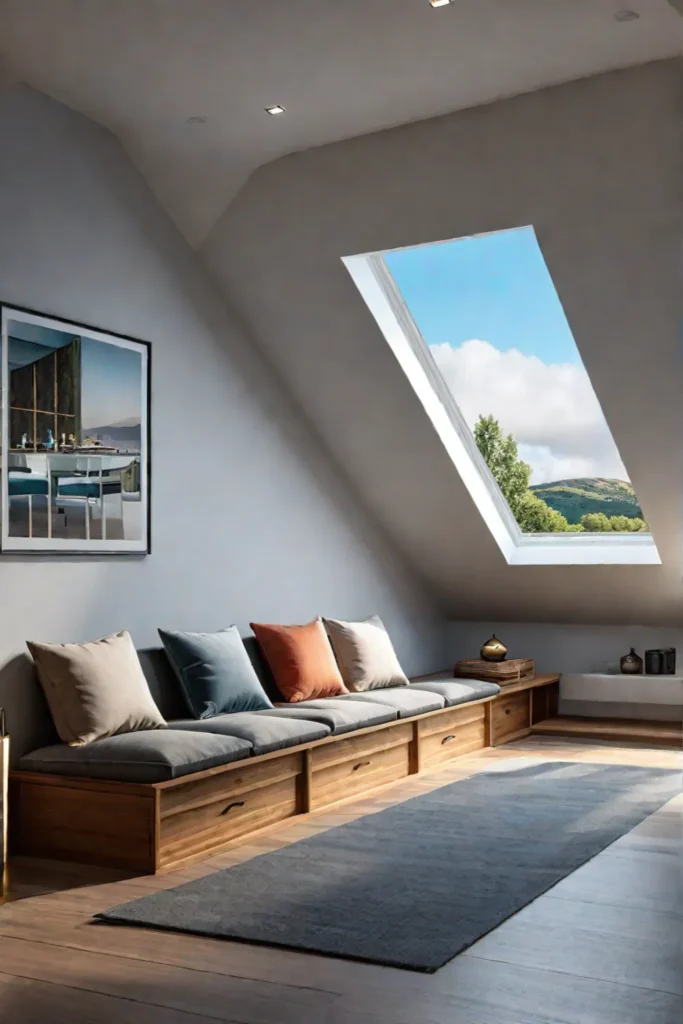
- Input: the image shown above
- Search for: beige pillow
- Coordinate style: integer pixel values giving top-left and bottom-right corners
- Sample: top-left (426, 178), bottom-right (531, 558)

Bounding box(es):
top-left (323, 615), bottom-right (409, 692)
top-left (27, 630), bottom-right (166, 746)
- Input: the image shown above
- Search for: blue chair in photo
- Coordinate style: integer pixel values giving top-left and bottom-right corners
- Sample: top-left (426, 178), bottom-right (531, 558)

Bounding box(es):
top-left (57, 473), bottom-right (124, 541)
top-left (8, 470), bottom-right (49, 539)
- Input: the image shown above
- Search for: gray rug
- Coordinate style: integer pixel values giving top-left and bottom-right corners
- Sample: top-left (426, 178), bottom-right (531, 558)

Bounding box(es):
top-left (96, 760), bottom-right (680, 971)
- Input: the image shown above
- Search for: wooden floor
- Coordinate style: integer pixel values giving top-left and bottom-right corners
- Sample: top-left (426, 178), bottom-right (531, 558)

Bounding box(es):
top-left (0, 736), bottom-right (680, 1024)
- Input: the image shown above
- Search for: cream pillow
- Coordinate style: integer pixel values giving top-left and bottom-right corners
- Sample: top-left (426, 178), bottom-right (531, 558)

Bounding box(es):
top-left (323, 615), bottom-right (409, 692)
top-left (27, 630), bottom-right (166, 746)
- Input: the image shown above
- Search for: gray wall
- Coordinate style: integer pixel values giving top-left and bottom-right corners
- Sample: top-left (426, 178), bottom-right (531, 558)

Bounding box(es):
top-left (449, 621), bottom-right (683, 676)
top-left (202, 59), bottom-right (682, 626)
top-left (0, 84), bottom-right (446, 761)
top-left (451, 620), bottom-right (683, 721)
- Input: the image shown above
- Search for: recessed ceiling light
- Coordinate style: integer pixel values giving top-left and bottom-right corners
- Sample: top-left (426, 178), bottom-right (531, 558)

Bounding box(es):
top-left (186, 115), bottom-right (207, 124)
top-left (265, 104), bottom-right (286, 116)
top-left (614, 9), bottom-right (640, 20)
top-left (429, 0), bottom-right (452, 6)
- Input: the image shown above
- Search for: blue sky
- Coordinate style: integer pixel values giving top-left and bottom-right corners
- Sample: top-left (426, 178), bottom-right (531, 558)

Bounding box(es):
top-left (80, 337), bottom-right (142, 429)
top-left (382, 226), bottom-right (629, 486)
top-left (384, 226), bottom-right (581, 366)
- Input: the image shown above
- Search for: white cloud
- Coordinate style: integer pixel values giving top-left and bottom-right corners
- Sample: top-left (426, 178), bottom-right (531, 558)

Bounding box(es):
top-left (516, 445), bottom-right (626, 486)
top-left (430, 339), bottom-right (628, 485)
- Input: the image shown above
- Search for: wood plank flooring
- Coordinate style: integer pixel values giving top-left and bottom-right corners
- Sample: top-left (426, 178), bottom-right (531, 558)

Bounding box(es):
top-left (0, 736), bottom-right (680, 1024)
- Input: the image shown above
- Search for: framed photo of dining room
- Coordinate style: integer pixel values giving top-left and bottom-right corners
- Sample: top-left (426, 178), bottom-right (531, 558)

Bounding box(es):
top-left (0, 305), bottom-right (151, 554)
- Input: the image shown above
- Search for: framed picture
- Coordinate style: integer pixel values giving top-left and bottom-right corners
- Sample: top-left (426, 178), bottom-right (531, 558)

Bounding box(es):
top-left (0, 305), bottom-right (150, 554)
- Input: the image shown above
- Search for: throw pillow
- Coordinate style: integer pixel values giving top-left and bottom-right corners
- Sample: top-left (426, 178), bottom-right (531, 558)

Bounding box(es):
top-left (158, 626), bottom-right (273, 719)
top-left (249, 618), bottom-right (348, 703)
top-left (27, 630), bottom-right (166, 746)
top-left (323, 615), bottom-right (409, 691)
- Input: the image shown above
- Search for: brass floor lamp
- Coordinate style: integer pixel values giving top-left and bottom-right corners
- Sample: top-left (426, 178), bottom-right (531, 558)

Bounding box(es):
top-left (0, 709), bottom-right (7, 895)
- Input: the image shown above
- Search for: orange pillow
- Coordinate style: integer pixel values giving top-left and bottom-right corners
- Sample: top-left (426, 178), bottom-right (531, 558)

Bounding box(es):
top-left (250, 618), bottom-right (347, 703)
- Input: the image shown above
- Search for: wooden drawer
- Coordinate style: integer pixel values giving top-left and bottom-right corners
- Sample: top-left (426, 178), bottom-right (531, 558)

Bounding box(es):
top-left (158, 752), bottom-right (303, 869)
top-left (417, 702), bottom-right (485, 739)
top-left (160, 752), bottom-right (301, 817)
top-left (310, 739), bottom-right (411, 810)
top-left (310, 721), bottom-right (413, 771)
top-left (421, 717), bottom-right (487, 768)
top-left (491, 690), bottom-right (531, 744)
top-left (160, 775), bottom-right (298, 854)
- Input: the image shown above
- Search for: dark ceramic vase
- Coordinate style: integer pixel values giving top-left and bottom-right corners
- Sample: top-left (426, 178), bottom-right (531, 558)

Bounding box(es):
top-left (620, 648), bottom-right (643, 675)
top-left (480, 635), bottom-right (507, 662)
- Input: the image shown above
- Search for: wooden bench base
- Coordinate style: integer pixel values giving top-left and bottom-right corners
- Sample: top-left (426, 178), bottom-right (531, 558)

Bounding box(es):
top-left (530, 714), bottom-right (682, 747)
top-left (9, 675), bottom-right (560, 874)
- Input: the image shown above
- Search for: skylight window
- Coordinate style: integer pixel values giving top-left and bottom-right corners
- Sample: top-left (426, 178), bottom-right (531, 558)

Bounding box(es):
top-left (343, 227), bottom-right (660, 566)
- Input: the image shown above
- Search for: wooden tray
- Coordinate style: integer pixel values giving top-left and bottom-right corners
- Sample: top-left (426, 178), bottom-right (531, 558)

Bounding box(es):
top-left (453, 658), bottom-right (535, 685)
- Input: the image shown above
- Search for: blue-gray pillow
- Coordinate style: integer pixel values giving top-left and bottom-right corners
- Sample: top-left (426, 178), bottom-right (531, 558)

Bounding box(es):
top-left (158, 626), bottom-right (273, 719)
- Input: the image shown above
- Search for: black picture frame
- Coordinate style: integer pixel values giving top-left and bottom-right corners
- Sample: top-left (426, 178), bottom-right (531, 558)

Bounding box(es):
top-left (0, 303), bottom-right (151, 555)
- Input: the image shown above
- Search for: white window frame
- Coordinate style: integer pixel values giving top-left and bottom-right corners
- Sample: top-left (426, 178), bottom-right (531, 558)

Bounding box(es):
top-left (342, 250), bottom-right (660, 566)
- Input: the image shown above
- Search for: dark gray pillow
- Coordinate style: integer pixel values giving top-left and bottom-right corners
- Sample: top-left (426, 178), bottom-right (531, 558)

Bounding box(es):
top-left (158, 626), bottom-right (273, 719)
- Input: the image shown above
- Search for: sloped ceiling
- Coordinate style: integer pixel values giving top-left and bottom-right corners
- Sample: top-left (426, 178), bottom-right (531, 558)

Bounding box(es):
top-left (0, 7), bottom-right (680, 625)
top-left (0, 0), bottom-right (680, 244)
top-left (201, 60), bottom-right (683, 625)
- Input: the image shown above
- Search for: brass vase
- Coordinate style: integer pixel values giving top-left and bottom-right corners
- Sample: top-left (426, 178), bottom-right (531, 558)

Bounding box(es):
top-left (480, 634), bottom-right (507, 662)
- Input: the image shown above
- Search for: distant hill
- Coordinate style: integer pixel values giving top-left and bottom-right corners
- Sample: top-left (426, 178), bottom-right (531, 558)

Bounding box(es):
top-left (84, 419), bottom-right (141, 443)
top-left (529, 478), bottom-right (644, 525)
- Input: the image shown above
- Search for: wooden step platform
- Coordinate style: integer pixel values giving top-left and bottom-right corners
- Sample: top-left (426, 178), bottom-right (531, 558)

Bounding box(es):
top-left (531, 715), bottom-right (682, 748)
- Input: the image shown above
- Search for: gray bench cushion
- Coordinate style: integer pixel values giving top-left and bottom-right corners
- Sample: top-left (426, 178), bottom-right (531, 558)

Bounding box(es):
top-left (263, 698), bottom-right (396, 735)
top-left (410, 679), bottom-right (500, 707)
top-left (19, 730), bottom-right (253, 784)
top-left (170, 712), bottom-right (331, 755)
top-left (338, 688), bottom-right (445, 718)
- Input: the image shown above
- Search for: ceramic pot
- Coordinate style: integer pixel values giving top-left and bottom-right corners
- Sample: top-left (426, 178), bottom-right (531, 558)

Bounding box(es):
top-left (659, 648), bottom-right (676, 674)
top-left (645, 650), bottom-right (662, 675)
top-left (480, 635), bottom-right (507, 662)
top-left (642, 648), bottom-right (676, 675)
top-left (619, 648), bottom-right (643, 675)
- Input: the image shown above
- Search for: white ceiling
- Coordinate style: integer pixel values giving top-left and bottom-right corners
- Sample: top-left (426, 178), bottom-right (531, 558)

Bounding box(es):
top-left (0, 0), bottom-right (680, 245)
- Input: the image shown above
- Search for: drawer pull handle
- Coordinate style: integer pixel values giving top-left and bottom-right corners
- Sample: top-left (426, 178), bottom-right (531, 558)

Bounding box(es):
top-left (221, 800), bottom-right (245, 815)
top-left (442, 734), bottom-right (457, 745)
top-left (352, 760), bottom-right (371, 771)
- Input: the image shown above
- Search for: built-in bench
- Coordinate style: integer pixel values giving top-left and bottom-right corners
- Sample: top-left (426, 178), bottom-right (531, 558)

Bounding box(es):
top-left (10, 650), bottom-right (560, 873)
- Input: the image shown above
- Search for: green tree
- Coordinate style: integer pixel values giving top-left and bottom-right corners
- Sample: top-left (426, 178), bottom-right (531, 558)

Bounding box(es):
top-left (515, 491), bottom-right (577, 533)
top-left (474, 414), bottom-right (577, 533)
top-left (473, 414), bottom-right (647, 534)
top-left (626, 517), bottom-right (648, 532)
top-left (581, 513), bottom-right (648, 532)
top-left (473, 414), bottom-right (531, 518)
top-left (611, 515), bottom-right (648, 532)
top-left (581, 512), bottom-right (613, 532)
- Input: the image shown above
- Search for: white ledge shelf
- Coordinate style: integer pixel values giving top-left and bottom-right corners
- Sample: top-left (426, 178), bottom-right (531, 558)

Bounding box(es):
top-left (561, 673), bottom-right (683, 704)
